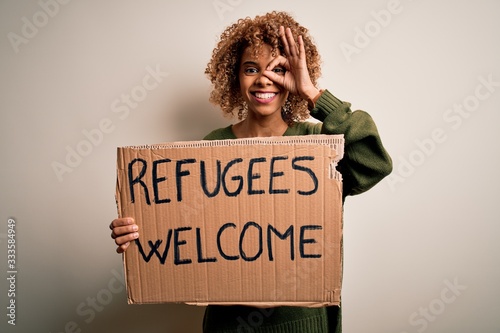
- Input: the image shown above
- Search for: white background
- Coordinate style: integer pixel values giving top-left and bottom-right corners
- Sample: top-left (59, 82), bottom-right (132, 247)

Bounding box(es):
top-left (1, 0), bottom-right (499, 332)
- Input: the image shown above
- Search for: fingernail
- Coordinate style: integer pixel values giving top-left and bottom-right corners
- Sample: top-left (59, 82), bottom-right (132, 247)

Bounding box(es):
top-left (133, 232), bottom-right (139, 239)
top-left (132, 225), bottom-right (138, 231)
top-left (126, 218), bottom-right (134, 224)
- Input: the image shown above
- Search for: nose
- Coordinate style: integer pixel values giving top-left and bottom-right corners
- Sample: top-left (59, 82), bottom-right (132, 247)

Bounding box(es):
top-left (255, 72), bottom-right (272, 86)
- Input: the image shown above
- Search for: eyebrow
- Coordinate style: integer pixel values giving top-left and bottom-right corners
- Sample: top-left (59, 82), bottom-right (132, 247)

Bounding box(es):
top-left (241, 60), bottom-right (259, 66)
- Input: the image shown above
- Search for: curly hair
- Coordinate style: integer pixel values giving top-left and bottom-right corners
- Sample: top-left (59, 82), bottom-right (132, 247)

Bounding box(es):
top-left (205, 11), bottom-right (322, 126)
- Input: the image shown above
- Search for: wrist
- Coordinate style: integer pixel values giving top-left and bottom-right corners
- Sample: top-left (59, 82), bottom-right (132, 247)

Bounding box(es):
top-left (303, 88), bottom-right (322, 109)
top-left (302, 87), bottom-right (319, 100)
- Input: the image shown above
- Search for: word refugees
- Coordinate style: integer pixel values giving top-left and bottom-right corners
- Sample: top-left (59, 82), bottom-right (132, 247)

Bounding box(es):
top-left (128, 155), bottom-right (319, 205)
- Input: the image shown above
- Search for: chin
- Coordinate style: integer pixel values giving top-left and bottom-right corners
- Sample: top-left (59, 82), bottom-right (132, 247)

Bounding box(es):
top-left (249, 107), bottom-right (281, 118)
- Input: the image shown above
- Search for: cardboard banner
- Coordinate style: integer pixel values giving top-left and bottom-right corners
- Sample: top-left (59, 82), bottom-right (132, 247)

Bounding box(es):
top-left (115, 135), bottom-right (344, 307)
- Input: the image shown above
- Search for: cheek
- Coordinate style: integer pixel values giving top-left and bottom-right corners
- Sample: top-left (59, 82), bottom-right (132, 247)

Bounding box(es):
top-left (238, 76), bottom-right (252, 94)
top-left (237, 74), bottom-right (244, 89)
top-left (281, 91), bottom-right (289, 102)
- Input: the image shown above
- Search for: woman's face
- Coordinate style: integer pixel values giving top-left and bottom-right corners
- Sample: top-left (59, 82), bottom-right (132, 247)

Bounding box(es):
top-left (238, 44), bottom-right (289, 120)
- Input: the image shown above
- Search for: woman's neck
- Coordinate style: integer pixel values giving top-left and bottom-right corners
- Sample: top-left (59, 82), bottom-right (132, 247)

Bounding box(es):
top-left (232, 114), bottom-right (288, 138)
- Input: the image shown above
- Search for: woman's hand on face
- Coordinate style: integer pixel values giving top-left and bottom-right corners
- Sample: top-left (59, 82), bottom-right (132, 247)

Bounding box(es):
top-left (110, 217), bottom-right (139, 253)
top-left (264, 26), bottom-right (319, 101)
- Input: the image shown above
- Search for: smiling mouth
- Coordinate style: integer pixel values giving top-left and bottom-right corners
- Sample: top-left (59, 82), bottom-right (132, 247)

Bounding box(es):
top-left (252, 92), bottom-right (277, 100)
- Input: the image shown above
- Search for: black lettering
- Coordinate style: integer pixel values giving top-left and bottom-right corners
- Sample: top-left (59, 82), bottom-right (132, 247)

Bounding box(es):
top-left (217, 223), bottom-right (239, 260)
top-left (200, 160), bottom-right (221, 197)
top-left (239, 221), bottom-right (263, 261)
top-left (196, 227), bottom-right (217, 263)
top-left (128, 158), bottom-right (150, 205)
top-left (292, 156), bottom-right (319, 195)
top-left (176, 159), bottom-right (196, 202)
top-left (134, 239), bottom-right (161, 262)
top-left (269, 156), bottom-right (290, 194)
top-left (135, 229), bottom-right (173, 264)
top-left (299, 225), bottom-right (322, 258)
top-left (152, 158), bottom-right (171, 204)
top-left (267, 225), bottom-right (294, 261)
top-left (221, 158), bottom-right (243, 197)
top-left (248, 157), bottom-right (266, 195)
top-left (174, 227), bottom-right (192, 265)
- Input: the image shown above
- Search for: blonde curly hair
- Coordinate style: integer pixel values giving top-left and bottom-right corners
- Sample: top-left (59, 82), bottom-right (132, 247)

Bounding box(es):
top-left (205, 11), bottom-right (321, 126)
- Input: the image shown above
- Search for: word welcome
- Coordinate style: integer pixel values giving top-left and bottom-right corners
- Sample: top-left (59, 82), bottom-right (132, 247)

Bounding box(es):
top-left (128, 155), bottom-right (319, 205)
top-left (136, 221), bottom-right (322, 265)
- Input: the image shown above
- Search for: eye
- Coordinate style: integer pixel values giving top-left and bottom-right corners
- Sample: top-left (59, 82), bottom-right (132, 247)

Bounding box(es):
top-left (272, 67), bottom-right (286, 75)
top-left (244, 67), bottom-right (259, 75)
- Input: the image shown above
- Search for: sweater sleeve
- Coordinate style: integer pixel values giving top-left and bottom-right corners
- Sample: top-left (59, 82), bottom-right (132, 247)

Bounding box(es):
top-left (309, 90), bottom-right (393, 197)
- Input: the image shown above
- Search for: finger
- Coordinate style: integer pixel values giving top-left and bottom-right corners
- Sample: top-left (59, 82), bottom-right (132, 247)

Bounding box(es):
top-left (112, 224), bottom-right (139, 238)
top-left (279, 26), bottom-right (291, 57)
top-left (116, 242), bottom-right (130, 254)
top-left (285, 27), bottom-right (299, 57)
top-left (114, 232), bottom-right (139, 246)
top-left (263, 70), bottom-right (286, 87)
top-left (110, 217), bottom-right (134, 229)
top-left (266, 55), bottom-right (288, 71)
top-left (298, 35), bottom-right (306, 58)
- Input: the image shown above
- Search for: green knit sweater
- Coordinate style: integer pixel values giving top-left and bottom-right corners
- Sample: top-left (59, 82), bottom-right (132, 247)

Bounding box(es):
top-left (202, 90), bottom-right (392, 333)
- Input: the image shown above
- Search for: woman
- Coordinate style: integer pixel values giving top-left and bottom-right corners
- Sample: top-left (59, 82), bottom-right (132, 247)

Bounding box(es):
top-left (110, 11), bottom-right (392, 332)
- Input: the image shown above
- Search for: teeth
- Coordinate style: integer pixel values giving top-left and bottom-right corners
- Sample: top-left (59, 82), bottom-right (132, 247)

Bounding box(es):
top-left (255, 92), bottom-right (276, 99)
